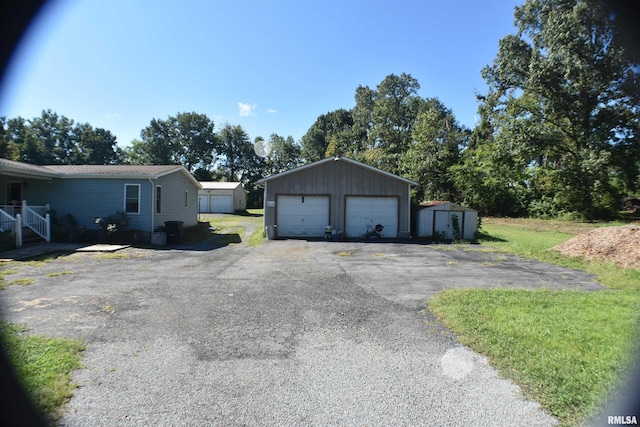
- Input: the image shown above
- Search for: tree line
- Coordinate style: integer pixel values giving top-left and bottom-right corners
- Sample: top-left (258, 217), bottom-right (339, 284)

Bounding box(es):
top-left (0, 110), bottom-right (301, 208)
top-left (1, 0), bottom-right (638, 218)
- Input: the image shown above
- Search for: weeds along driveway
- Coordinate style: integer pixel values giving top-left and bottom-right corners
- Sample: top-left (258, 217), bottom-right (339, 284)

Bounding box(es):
top-left (0, 238), bottom-right (602, 426)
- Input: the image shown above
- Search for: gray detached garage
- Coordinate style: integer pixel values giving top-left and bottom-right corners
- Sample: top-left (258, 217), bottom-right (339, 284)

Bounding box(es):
top-left (198, 182), bottom-right (246, 214)
top-left (257, 156), bottom-right (416, 239)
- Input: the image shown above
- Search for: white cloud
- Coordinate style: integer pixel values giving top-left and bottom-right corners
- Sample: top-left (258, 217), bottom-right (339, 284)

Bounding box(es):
top-left (266, 108), bottom-right (277, 114)
top-left (105, 113), bottom-right (120, 119)
top-left (238, 102), bottom-right (256, 117)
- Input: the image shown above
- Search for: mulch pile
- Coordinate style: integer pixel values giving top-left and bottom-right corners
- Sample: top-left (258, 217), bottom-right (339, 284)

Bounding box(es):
top-left (553, 225), bottom-right (640, 269)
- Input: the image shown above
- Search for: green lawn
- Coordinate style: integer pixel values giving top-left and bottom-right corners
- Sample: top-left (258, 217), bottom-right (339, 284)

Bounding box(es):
top-left (201, 209), bottom-right (265, 246)
top-left (429, 219), bottom-right (640, 426)
top-left (0, 321), bottom-right (85, 422)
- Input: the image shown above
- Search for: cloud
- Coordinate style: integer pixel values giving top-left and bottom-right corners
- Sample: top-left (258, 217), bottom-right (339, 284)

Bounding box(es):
top-left (105, 113), bottom-right (120, 119)
top-left (238, 102), bottom-right (256, 117)
top-left (266, 108), bottom-right (277, 114)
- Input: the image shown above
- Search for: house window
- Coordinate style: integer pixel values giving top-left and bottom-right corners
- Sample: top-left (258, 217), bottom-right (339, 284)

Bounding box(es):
top-left (156, 186), bottom-right (162, 214)
top-left (125, 184), bottom-right (140, 214)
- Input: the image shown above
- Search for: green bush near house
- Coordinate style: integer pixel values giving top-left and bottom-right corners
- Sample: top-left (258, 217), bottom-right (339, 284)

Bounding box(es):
top-left (0, 229), bottom-right (16, 251)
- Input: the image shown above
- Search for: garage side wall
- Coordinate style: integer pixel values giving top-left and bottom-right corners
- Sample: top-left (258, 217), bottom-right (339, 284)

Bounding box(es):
top-left (263, 160), bottom-right (411, 238)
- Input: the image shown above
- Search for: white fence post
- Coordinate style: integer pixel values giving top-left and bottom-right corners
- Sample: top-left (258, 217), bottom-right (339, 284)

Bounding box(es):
top-left (16, 214), bottom-right (22, 247)
top-left (45, 213), bottom-right (51, 242)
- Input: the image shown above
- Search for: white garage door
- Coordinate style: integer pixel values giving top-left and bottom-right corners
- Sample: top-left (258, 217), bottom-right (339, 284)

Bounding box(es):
top-left (198, 195), bottom-right (209, 213)
top-left (277, 195), bottom-right (329, 237)
top-left (211, 195), bottom-right (233, 213)
top-left (345, 196), bottom-right (398, 238)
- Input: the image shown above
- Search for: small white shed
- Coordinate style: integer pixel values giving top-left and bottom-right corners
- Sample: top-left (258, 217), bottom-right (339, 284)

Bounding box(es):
top-left (415, 201), bottom-right (478, 240)
top-left (198, 182), bottom-right (246, 213)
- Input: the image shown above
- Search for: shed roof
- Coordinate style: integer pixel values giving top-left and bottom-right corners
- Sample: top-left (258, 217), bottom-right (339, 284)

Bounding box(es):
top-left (419, 201), bottom-right (477, 211)
top-left (199, 182), bottom-right (242, 190)
top-left (257, 156), bottom-right (417, 186)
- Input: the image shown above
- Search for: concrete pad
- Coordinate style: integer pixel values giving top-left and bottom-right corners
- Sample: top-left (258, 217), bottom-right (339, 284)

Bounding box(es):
top-left (75, 244), bottom-right (129, 253)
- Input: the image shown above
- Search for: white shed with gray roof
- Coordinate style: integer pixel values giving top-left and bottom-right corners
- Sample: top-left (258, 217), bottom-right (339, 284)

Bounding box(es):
top-left (415, 201), bottom-right (478, 240)
top-left (198, 182), bottom-right (245, 213)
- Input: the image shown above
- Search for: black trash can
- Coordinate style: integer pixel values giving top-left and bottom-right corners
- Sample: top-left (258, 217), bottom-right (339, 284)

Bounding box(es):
top-left (164, 221), bottom-right (184, 244)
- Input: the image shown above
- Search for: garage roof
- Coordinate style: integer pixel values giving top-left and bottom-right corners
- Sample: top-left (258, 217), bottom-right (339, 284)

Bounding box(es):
top-left (199, 182), bottom-right (242, 190)
top-left (257, 156), bottom-right (417, 186)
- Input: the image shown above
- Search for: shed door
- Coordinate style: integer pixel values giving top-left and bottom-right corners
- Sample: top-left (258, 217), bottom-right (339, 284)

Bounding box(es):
top-left (345, 196), bottom-right (398, 238)
top-left (434, 211), bottom-right (469, 240)
top-left (276, 195), bottom-right (329, 237)
top-left (434, 211), bottom-right (453, 240)
top-left (211, 195), bottom-right (233, 213)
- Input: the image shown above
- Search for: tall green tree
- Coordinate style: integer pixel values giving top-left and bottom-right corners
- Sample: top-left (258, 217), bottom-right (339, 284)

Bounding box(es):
top-left (6, 116), bottom-right (47, 164)
top-left (217, 123), bottom-right (265, 208)
top-left (28, 110), bottom-right (77, 164)
top-left (402, 98), bottom-right (468, 203)
top-left (74, 123), bottom-right (122, 165)
top-left (482, 0), bottom-right (640, 218)
top-left (216, 123), bottom-right (264, 183)
top-left (300, 109), bottom-right (354, 163)
top-left (265, 133), bottom-right (301, 175)
top-left (134, 112), bottom-right (217, 172)
top-left (368, 73), bottom-right (423, 174)
top-left (0, 117), bottom-right (19, 160)
top-left (173, 112), bottom-right (217, 172)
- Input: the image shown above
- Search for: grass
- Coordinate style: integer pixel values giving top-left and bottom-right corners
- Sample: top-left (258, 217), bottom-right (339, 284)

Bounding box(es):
top-left (429, 218), bottom-right (640, 426)
top-left (0, 321), bottom-right (85, 422)
top-left (202, 209), bottom-right (265, 246)
top-left (47, 271), bottom-right (74, 278)
top-left (9, 278), bottom-right (36, 286)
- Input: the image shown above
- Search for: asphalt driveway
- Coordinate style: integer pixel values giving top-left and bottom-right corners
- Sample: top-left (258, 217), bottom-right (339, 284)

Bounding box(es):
top-left (0, 235), bottom-right (603, 426)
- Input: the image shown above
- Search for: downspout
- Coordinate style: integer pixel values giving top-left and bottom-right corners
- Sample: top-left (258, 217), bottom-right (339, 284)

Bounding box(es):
top-left (407, 184), bottom-right (412, 239)
top-left (149, 178), bottom-right (154, 239)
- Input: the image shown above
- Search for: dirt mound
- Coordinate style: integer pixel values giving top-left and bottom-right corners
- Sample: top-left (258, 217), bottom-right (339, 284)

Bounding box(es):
top-left (553, 225), bottom-right (640, 269)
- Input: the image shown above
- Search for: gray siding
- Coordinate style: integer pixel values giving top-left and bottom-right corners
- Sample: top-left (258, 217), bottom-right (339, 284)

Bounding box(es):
top-left (154, 171), bottom-right (199, 228)
top-left (263, 160), bottom-right (412, 238)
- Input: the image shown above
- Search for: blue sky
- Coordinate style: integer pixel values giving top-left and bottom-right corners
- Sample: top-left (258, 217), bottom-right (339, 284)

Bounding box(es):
top-left (0, 0), bottom-right (522, 148)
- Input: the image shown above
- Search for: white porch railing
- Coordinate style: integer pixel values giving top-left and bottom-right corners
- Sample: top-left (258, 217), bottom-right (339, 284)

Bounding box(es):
top-left (0, 209), bottom-right (17, 234)
top-left (0, 201), bottom-right (51, 247)
top-left (21, 200), bottom-right (51, 242)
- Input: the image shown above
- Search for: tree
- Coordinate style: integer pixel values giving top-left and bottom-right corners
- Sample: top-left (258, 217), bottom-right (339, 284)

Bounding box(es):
top-left (216, 123), bottom-right (264, 182)
top-left (28, 109), bottom-right (77, 164)
top-left (482, 0), bottom-right (640, 218)
top-left (402, 98), bottom-right (468, 203)
top-left (0, 117), bottom-right (19, 160)
top-left (173, 112), bottom-right (217, 173)
top-left (74, 123), bottom-right (122, 165)
top-left (138, 117), bottom-right (176, 165)
top-left (216, 123), bottom-right (265, 208)
top-left (300, 109), bottom-right (354, 163)
top-left (368, 73), bottom-right (423, 174)
top-left (265, 133), bottom-right (301, 175)
top-left (134, 112), bottom-right (217, 172)
top-left (6, 116), bottom-right (47, 164)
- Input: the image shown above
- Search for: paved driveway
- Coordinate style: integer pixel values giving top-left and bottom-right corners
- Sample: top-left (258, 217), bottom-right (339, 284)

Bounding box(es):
top-left (0, 237), bottom-right (602, 426)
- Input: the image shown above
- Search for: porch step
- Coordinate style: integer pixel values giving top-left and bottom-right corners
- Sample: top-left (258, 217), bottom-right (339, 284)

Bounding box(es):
top-left (21, 227), bottom-right (46, 246)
